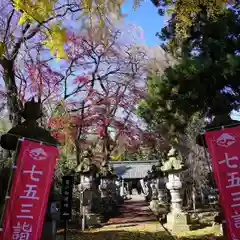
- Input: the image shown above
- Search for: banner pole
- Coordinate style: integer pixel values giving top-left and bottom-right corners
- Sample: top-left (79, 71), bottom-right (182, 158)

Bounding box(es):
top-left (64, 220), bottom-right (67, 240)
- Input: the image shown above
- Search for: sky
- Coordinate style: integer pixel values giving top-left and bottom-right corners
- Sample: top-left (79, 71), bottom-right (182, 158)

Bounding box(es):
top-left (122, 1), bottom-right (164, 46)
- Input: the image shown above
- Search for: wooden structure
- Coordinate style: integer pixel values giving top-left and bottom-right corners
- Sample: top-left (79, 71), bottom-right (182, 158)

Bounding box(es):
top-left (109, 160), bottom-right (158, 179)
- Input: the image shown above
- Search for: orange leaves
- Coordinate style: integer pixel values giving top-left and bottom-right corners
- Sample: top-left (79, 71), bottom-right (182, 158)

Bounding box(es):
top-left (48, 115), bottom-right (73, 143)
top-left (48, 116), bottom-right (70, 131)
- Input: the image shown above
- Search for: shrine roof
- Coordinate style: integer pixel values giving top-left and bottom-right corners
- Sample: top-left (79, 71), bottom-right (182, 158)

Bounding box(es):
top-left (110, 160), bottom-right (158, 179)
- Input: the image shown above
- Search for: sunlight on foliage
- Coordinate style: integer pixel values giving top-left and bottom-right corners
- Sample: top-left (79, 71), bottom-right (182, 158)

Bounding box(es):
top-left (12, 0), bottom-right (147, 58)
top-left (172, 0), bottom-right (226, 42)
top-left (111, 154), bottom-right (122, 161)
top-left (0, 41), bottom-right (5, 58)
top-left (177, 226), bottom-right (222, 238)
top-left (154, 0), bottom-right (233, 46)
top-left (42, 24), bottom-right (68, 61)
top-left (12, 0), bottom-right (146, 59)
top-left (13, 0), bottom-right (56, 24)
top-left (58, 223), bottom-right (222, 240)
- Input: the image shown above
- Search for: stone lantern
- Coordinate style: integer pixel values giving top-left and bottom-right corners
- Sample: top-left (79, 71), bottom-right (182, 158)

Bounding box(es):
top-left (161, 147), bottom-right (192, 233)
top-left (0, 98), bottom-right (59, 240)
top-left (148, 163), bottom-right (168, 218)
top-left (99, 159), bottom-right (118, 197)
top-left (98, 157), bottom-right (120, 219)
top-left (76, 148), bottom-right (99, 227)
top-left (98, 160), bottom-right (116, 198)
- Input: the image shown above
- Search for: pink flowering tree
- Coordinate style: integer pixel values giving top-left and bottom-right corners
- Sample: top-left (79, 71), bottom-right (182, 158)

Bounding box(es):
top-left (0, 1), bottom-right (83, 125)
top-left (47, 27), bottom-right (153, 163)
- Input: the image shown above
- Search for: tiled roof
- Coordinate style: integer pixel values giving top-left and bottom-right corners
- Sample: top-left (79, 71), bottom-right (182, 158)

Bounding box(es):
top-left (110, 161), bottom-right (158, 179)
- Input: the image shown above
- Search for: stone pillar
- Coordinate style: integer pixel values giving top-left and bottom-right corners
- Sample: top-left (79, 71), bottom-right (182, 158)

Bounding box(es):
top-left (140, 178), bottom-right (149, 197)
top-left (115, 179), bottom-right (121, 197)
top-left (108, 178), bottom-right (117, 201)
top-left (41, 182), bottom-right (60, 240)
top-left (150, 179), bottom-right (161, 215)
top-left (150, 179), bottom-right (159, 200)
top-left (99, 178), bottom-right (108, 198)
top-left (149, 178), bottom-right (168, 217)
top-left (165, 173), bottom-right (192, 233)
top-left (120, 178), bottom-right (125, 197)
top-left (99, 177), bottom-right (119, 220)
top-left (166, 174), bottom-right (182, 212)
top-left (78, 175), bottom-right (99, 227)
top-left (157, 177), bottom-right (165, 204)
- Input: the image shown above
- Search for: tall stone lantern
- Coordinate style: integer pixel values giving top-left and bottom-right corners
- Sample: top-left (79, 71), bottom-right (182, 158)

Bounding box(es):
top-left (148, 163), bottom-right (168, 218)
top-left (76, 148), bottom-right (99, 227)
top-left (161, 147), bottom-right (191, 233)
top-left (98, 158), bottom-right (120, 218)
top-left (0, 98), bottom-right (59, 240)
top-left (99, 160), bottom-right (116, 199)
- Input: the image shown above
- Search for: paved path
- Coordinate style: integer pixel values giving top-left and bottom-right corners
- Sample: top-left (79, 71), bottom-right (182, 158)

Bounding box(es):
top-left (106, 198), bottom-right (157, 226)
top-left (93, 195), bottom-right (166, 236)
top-left (56, 195), bottom-right (223, 239)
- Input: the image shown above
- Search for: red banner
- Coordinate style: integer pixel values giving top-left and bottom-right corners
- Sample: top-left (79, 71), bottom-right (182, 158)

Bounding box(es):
top-left (205, 126), bottom-right (240, 240)
top-left (0, 139), bottom-right (59, 240)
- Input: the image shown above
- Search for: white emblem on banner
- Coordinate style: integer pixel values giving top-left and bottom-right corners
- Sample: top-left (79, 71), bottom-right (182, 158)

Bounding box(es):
top-left (216, 133), bottom-right (235, 148)
top-left (29, 148), bottom-right (48, 160)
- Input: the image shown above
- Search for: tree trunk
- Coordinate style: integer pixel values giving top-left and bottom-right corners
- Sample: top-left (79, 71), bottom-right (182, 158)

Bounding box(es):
top-left (192, 188), bottom-right (196, 211)
top-left (1, 58), bottom-right (21, 126)
top-left (200, 188), bottom-right (205, 205)
top-left (75, 140), bottom-right (81, 165)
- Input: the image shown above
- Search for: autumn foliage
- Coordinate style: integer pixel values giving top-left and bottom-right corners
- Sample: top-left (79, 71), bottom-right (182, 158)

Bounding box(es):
top-left (0, 0), bottom-right (158, 160)
top-left (45, 29), bottom-right (156, 158)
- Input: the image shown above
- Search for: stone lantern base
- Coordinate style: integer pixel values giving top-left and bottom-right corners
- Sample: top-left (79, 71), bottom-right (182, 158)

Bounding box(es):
top-left (165, 212), bottom-right (193, 233)
top-left (150, 200), bottom-right (168, 217)
top-left (84, 213), bottom-right (101, 227)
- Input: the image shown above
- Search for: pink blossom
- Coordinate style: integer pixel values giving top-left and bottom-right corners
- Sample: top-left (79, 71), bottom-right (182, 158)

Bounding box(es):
top-left (104, 118), bottom-right (109, 125)
top-left (73, 76), bottom-right (89, 84)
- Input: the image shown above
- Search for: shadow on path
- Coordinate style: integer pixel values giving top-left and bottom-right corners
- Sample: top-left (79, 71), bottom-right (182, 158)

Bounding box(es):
top-left (56, 229), bottom-right (224, 240)
top-left (106, 199), bottom-right (156, 225)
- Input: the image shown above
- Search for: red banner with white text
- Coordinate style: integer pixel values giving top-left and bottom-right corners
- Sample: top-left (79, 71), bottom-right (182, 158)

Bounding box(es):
top-left (0, 139), bottom-right (59, 240)
top-left (205, 126), bottom-right (240, 240)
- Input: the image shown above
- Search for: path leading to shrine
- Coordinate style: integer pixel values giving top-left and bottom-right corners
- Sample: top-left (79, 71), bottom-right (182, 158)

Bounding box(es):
top-left (57, 193), bottom-right (170, 240)
top-left (106, 194), bottom-right (159, 227)
top-left (77, 195), bottom-right (171, 240)
top-left (57, 193), bottom-right (223, 239)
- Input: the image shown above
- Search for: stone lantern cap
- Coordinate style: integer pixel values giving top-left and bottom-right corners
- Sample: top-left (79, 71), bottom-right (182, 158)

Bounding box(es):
top-left (161, 147), bottom-right (187, 174)
top-left (146, 162), bottom-right (164, 179)
top-left (99, 159), bottom-right (116, 179)
top-left (0, 98), bottom-right (58, 150)
top-left (76, 148), bottom-right (97, 176)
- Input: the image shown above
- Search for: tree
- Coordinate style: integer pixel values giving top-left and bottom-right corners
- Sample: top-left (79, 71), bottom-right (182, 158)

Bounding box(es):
top-left (0, 1), bottom-right (84, 125)
top-left (138, 7), bottom-right (240, 142)
top-left (47, 27), bottom-right (154, 166)
top-left (180, 118), bottom-right (211, 209)
top-left (7, 0), bottom-right (147, 62)
top-left (152, 0), bottom-right (239, 51)
top-left (11, 0), bottom-right (238, 58)
top-left (137, 4), bottom-right (240, 209)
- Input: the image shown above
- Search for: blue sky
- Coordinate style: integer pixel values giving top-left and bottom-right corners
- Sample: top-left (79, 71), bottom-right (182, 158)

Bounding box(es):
top-left (122, 1), bottom-right (164, 46)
